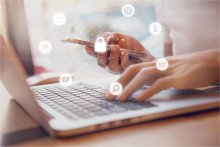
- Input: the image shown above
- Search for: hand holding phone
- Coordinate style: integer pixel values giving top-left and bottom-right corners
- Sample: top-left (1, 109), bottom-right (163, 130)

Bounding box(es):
top-left (61, 32), bottom-right (154, 73)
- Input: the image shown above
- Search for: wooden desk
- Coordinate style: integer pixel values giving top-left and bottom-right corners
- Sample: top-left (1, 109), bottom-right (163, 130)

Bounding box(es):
top-left (0, 82), bottom-right (219, 147)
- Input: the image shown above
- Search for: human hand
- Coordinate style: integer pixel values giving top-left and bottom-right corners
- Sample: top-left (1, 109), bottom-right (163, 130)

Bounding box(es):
top-left (85, 32), bottom-right (154, 73)
top-left (106, 49), bottom-right (220, 102)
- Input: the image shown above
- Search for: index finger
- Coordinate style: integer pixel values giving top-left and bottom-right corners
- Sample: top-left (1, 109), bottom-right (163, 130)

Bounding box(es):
top-left (106, 62), bottom-right (151, 99)
top-left (117, 67), bottom-right (158, 101)
top-left (85, 46), bottom-right (96, 57)
top-left (106, 32), bottom-right (125, 44)
top-left (136, 76), bottom-right (175, 102)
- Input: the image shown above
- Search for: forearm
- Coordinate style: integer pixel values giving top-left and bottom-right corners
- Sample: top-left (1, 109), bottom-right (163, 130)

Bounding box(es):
top-left (164, 42), bottom-right (173, 57)
top-left (210, 49), bottom-right (220, 81)
top-left (200, 48), bottom-right (220, 83)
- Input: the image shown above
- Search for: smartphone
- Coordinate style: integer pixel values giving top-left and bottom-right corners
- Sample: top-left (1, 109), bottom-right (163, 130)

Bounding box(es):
top-left (61, 38), bottom-right (147, 62)
top-left (61, 38), bottom-right (95, 48)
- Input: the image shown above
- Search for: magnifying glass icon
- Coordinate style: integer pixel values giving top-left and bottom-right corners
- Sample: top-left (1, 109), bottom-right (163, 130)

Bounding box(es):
top-left (110, 82), bottom-right (123, 95)
top-left (113, 85), bottom-right (119, 92)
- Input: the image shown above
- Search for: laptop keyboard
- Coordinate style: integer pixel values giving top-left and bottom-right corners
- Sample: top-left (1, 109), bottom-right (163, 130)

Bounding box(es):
top-left (32, 82), bottom-right (156, 120)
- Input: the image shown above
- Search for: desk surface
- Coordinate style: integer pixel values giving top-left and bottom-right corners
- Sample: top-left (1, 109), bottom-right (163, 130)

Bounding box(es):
top-left (0, 82), bottom-right (219, 147)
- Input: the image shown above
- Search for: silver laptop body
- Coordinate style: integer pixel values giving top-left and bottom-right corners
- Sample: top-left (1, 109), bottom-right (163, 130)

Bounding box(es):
top-left (0, 36), bottom-right (219, 137)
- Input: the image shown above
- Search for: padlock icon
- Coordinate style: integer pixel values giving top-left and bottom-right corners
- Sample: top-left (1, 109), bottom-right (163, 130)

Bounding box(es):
top-left (95, 37), bottom-right (106, 53)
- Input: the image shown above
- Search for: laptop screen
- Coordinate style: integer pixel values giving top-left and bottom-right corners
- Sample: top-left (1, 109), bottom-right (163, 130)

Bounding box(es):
top-left (6, 0), bottom-right (35, 76)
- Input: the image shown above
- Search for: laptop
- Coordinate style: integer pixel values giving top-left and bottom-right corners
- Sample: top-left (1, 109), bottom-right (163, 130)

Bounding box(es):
top-left (0, 34), bottom-right (219, 137)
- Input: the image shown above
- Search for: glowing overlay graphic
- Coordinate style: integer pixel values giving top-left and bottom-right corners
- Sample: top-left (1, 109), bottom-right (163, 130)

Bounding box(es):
top-left (38, 40), bottom-right (52, 54)
top-left (109, 82), bottom-right (123, 95)
top-left (60, 73), bottom-right (73, 87)
top-left (156, 58), bottom-right (169, 71)
top-left (149, 22), bottom-right (162, 35)
top-left (122, 4), bottom-right (135, 17)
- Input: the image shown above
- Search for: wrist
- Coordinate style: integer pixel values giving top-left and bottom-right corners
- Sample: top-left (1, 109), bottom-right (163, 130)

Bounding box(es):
top-left (209, 49), bottom-right (220, 82)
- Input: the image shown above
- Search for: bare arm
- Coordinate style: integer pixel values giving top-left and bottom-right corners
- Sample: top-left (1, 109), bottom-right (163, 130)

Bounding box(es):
top-left (164, 42), bottom-right (173, 56)
top-left (106, 48), bottom-right (220, 101)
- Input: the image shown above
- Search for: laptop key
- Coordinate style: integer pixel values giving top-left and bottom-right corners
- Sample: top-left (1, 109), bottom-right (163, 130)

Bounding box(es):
top-left (107, 107), bottom-right (126, 113)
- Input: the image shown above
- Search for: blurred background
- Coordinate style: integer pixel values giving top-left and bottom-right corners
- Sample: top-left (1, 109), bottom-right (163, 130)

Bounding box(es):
top-left (1, 0), bottom-right (163, 78)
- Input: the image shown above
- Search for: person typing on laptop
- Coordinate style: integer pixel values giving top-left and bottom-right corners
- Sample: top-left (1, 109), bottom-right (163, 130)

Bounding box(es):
top-left (85, 1), bottom-right (220, 102)
top-left (1, 0), bottom-right (219, 138)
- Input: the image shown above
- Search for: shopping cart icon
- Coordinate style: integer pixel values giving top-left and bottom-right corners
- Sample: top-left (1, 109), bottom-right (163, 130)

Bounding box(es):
top-left (60, 73), bottom-right (73, 87)
top-left (62, 77), bottom-right (70, 83)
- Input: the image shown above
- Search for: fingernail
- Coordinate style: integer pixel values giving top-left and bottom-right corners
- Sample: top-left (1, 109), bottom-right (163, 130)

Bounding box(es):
top-left (106, 92), bottom-right (115, 100)
top-left (136, 96), bottom-right (146, 103)
top-left (121, 51), bottom-right (125, 55)
top-left (117, 93), bottom-right (122, 99)
top-left (117, 94), bottom-right (125, 101)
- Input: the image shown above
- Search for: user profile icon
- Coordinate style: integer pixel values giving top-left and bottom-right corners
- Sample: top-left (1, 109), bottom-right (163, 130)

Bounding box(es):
top-left (38, 40), bottom-right (52, 54)
top-left (156, 58), bottom-right (169, 71)
top-left (149, 22), bottom-right (162, 35)
top-left (60, 73), bottom-right (73, 87)
top-left (109, 82), bottom-right (123, 96)
top-left (53, 13), bottom-right (66, 26)
top-left (122, 4), bottom-right (135, 17)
